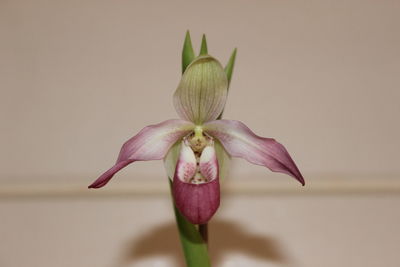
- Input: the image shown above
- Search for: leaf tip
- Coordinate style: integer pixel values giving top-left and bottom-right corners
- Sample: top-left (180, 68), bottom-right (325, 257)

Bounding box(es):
top-left (182, 30), bottom-right (195, 74)
top-left (224, 48), bottom-right (237, 86)
top-left (199, 34), bottom-right (208, 55)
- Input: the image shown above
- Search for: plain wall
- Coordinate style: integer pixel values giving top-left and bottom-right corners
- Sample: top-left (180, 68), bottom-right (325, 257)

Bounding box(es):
top-left (1, 0), bottom-right (399, 181)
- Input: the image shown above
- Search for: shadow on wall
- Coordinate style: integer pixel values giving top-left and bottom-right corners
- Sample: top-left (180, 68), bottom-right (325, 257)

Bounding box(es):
top-left (115, 219), bottom-right (293, 266)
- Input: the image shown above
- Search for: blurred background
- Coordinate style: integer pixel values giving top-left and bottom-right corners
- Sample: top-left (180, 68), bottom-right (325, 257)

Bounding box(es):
top-left (1, 0), bottom-right (399, 266)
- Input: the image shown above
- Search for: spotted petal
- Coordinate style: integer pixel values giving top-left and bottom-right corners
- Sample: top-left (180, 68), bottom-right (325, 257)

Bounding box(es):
top-left (173, 141), bottom-right (220, 224)
top-left (174, 141), bottom-right (197, 183)
top-left (89, 120), bottom-right (194, 188)
top-left (173, 56), bottom-right (228, 124)
top-left (199, 143), bottom-right (219, 181)
top-left (204, 120), bottom-right (304, 185)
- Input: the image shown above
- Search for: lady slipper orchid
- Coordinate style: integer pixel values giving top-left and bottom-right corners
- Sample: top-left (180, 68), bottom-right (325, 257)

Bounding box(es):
top-left (89, 55), bottom-right (304, 224)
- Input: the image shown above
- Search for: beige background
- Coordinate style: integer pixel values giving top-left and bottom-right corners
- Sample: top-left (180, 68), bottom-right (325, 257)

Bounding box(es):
top-left (1, 0), bottom-right (400, 266)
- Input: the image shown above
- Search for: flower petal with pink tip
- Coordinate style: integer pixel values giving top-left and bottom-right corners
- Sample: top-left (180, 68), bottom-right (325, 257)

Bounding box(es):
top-left (89, 120), bottom-right (194, 189)
top-left (199, 144), bottom-right (219, 181)
top-left (173, 141), bottom-right (220, 224)
top-left (204, 120), bottom-right (305, 185)
top-left (174, 141), bottom-right (197, 183)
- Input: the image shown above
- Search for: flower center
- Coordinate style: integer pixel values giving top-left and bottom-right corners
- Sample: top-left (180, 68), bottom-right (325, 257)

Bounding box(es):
top-left (186, 126), bottom-right (214, 184)
top-left (188, 126), bottom-right (208, 153)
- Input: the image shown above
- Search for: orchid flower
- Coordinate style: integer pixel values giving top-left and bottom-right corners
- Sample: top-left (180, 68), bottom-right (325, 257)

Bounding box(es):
top-left (89, 48), bottom-right (304, 225)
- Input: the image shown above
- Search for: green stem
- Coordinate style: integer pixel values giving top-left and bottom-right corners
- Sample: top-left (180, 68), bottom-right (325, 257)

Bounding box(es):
top-left (199, 224), bottom-right (208, 245)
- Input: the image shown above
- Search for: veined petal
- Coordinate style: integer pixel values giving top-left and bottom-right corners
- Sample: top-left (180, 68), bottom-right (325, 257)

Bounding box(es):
top-left (173, 56), bottom-right (228, 124)
top-left (172, 141), bottom-right (220, 224)
top-left (203, 120), bottom-right (305, 185)
top-left (89, 119), bottom-right (195, 189)
top-left (116, 120), bottom-right (194, 162)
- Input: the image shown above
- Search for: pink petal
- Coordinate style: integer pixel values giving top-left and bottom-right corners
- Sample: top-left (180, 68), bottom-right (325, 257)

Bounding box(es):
top-left (89, 120), bottom-right (194, 189)
top-left (173, 178), bottom-right (220, 224)
top-left (172, 141), bottom-right (220, 224)
top-left (204, 120), bottom-right (305, 185)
